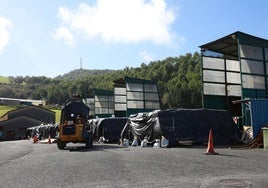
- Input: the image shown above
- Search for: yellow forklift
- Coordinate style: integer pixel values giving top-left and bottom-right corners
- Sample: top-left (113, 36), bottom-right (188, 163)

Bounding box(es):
top-left (57, 95), bottom-right (93, 149)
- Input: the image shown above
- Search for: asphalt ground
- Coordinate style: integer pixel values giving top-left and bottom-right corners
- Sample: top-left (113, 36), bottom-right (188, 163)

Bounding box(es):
top-left (0, 140), bottom-right (268, 188)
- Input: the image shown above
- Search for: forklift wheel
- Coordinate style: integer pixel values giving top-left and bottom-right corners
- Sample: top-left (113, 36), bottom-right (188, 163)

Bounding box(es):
top-left (57, 139), bottom-right (66, 149)
top-left (85, 137), bottom-right (93, 149)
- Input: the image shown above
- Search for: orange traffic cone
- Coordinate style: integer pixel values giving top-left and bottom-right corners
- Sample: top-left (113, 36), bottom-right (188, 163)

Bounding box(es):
top-left (33, 135), bottom-right (38, 143)
top-left (48, 135), bottom-right (51, 144)
top-left (204, 129), bottom-right (218, 155)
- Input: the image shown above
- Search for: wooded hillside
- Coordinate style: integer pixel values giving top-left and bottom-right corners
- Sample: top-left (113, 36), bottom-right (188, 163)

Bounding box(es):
top-left (0, 52), bottom-right (201, 109)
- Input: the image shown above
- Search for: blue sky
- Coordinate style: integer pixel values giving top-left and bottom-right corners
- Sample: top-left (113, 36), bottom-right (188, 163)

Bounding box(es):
top-left (0, 0), bottom-right (267, 78)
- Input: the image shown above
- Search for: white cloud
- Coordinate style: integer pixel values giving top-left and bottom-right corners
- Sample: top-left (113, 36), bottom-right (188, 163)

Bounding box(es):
top-left (139, 51), bottom-right (154, 62)
top-left (0, 16), bottom-right (12, 52)
top-left (55, 0), bottom-right (176, 44)
top-left (53, 27), bottom-right (75, 46)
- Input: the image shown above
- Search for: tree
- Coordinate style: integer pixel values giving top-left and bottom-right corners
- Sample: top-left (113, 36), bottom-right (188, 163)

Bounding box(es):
top-left (1, 52), bottom-right (202, 108)
top-left (0, 85), bottom-right (14, 98)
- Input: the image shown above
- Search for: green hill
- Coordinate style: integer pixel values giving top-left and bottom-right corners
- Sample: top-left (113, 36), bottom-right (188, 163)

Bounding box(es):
top-left (55, 69), bottom-right (116, 80)
top-left (0, 52), bottom-right (202, 109)
top-left (0, 76), bottom-right (10, 84)
top-left (0, 105), bottom-right (17, 117)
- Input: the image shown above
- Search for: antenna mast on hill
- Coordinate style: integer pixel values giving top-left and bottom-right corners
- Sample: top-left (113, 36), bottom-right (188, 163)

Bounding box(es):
top-left (80, 57), bottom-right (83, 70)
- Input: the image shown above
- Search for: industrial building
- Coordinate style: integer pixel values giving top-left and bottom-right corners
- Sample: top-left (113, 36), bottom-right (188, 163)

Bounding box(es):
top-left (0, 106), bottom-right (55, 141)
top-left (85, 77), bottom-right (160, 118)
top-left (0, 97), bottom-right (46, 106)
top-left (200, 31), bottom-right (268, 138)
top-left (113, 76), bottom-right (160, 117)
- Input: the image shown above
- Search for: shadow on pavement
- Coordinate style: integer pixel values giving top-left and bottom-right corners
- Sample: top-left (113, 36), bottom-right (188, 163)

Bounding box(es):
top-left (216, 153), bottom-right (246, 158)
top-left (66, 143), bottom-right (124, 152)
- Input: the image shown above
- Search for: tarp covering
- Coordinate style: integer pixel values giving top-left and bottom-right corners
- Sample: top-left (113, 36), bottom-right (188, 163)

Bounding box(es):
top-left (27, 123), bottom-right (58, 139)
top-left (121, 109), bottom-right (241, 146)
top-left (91, 117), bottom-right (128, 143)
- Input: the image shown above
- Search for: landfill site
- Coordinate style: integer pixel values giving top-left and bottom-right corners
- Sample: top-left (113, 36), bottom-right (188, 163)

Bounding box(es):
top-left (9, 31), bottom-right (268, 151)
top-left (1, 31), bottom-right (268, 187)
top-left (0, 31), bottom-right (268, 151)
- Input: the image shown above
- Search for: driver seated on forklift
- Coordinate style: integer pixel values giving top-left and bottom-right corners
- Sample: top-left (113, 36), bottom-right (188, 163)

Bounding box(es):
top-left (75, 115), bottom-right (83, 124)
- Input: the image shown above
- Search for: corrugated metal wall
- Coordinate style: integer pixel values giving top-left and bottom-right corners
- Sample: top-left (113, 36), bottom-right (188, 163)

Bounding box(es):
top-left (250, 99), bottom-right (268, 138)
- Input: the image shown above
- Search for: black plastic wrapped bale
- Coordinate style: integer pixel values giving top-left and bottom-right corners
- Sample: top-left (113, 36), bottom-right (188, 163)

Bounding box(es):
top-left (93, 117), bottom-right (128, 143)
top-left (120, 109), bottom-right (241, 147)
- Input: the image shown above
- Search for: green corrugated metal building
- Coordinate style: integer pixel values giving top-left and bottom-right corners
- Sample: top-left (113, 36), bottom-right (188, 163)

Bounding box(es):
top-left (200, 31), bottom-right (268, 127)
top-left (114, 76), bottom-right (160, 117)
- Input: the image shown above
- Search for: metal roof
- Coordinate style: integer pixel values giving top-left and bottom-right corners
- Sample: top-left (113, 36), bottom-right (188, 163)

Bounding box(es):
top-left (94, 89), bottom-right (114, 96)
top-left (0, 105), bottom-right (55, 123)
top-left (0, 116), bottom-right (44, 129)
top-left (114, 76), bottom-right (157, 85)
top-left (199, 31), bottom-right (268, 59)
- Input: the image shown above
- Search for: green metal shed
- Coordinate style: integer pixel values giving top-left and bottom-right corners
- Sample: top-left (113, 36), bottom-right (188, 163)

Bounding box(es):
top-left (114, 76), bottom-right (160, 117)
top-left (200, 31), bottom-right (268, 128)
top-left (90, 89), bottom-right (114, 118)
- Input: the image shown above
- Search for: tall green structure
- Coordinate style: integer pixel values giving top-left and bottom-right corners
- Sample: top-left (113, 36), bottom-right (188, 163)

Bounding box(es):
top-left (200, 31), bottom-right (268, 126)
top-left (114, 77), bottom-right (160, 117)
top-left (85, 89), bottom-right (114, 118)
top-left (85, 77), bottom-right (160, 118)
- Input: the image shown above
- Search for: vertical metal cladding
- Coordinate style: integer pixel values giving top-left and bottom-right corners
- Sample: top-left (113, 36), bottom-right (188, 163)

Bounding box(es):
top-left (250, 99), bottom-right (268, 138)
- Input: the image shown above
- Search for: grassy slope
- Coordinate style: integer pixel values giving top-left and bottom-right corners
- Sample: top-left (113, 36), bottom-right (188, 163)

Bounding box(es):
top-left (51, 109), bottom-right (61, 124)
top-left (0, 76), bottom-right (9, 84)
top-left (0, 105), bottom-right (17, 116)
